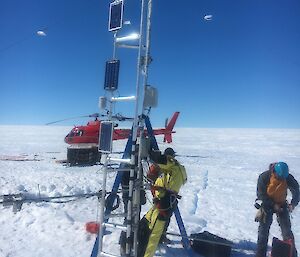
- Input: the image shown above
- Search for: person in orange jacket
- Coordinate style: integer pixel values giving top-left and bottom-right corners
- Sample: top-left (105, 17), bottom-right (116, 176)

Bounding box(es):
top-left (255, 162), bottom-right (299, 257)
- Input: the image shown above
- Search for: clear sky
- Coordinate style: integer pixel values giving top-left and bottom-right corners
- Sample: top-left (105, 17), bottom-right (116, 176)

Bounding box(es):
top-left (1, 0), bottom-right (299, 128)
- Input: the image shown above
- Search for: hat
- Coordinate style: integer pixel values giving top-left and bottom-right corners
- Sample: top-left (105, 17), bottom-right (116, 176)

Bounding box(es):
top-left (274, 162), bottom-right (289, 179)
top-left (164, 147), bottom-right (176, 157)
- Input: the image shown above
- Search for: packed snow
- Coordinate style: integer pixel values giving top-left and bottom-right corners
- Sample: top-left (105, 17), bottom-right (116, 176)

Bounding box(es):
top-left (0, 125), bottom-right (299, 257)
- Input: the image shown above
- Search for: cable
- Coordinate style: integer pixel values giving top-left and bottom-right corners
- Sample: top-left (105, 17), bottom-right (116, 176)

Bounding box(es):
top-left (0, 190), bottom-right (105, 212)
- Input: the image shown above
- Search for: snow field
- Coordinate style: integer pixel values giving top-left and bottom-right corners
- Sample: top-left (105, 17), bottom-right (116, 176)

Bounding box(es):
top-left (0, 126), bottom-right (299, 257)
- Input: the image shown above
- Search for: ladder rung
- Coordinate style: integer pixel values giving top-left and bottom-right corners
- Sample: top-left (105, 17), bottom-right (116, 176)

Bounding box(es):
top-left (100, 251), bottom-right (121, 257)
top-left (105, 213), bottom-right (127, 218)
top-left (107, 168), bottom-right (131, 173)
top-left (103, 222), bottom-right (127, 230)
top-left (116, 43), bottom-right (139, 49)
top-left (108, 157), bottom-right (131, 164)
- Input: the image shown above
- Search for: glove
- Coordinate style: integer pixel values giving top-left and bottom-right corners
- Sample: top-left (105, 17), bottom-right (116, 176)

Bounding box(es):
top-left (153, 197), bottom-right (159, 204)
top-left (288, 204), bottom-right (295, 213)
top-left (273, 203), bottom-right (283, 213)
top-left (147, 164), bottom-right (160, 182)
top-left (255, 207), bottom-right (267, 223)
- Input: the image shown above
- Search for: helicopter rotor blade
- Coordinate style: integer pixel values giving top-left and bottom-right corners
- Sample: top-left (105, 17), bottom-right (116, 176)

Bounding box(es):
top-left (88, 113), bottom-right (106, 118)
top-left (45, 116), bottom-right (90, 125)
top-left (45, 113), bottom-right (133, 125)
top-left (45, 113), bottom-right (104, 125)
top-left (111, 114), bottom-right (134, 121)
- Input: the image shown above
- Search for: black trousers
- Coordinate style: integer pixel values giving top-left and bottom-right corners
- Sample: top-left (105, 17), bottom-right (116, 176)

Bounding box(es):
top-left (256, 207), bottom-right (298, 257)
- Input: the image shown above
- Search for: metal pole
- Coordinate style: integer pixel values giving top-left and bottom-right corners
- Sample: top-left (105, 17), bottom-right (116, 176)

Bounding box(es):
top-left (132, 1), bottom-right (153, 256)
top-left (97, 155), bottom-right (109, 255)
top-left (113, 31), bottom-right (117, 59)
top-left (125, 0), bottom-right (146, 255)
top-left (97, 15), bottom-right (117, 256)
top-left (97, 93), bottom-right (114, 257)
top-left (143, 0), bottom-right (152, 86)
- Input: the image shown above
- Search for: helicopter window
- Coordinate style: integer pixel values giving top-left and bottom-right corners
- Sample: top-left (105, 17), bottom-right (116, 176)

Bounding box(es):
top-left (74, 130), bottom-right (83, 136)
top-left (71, 129), bottom-right (84, 137)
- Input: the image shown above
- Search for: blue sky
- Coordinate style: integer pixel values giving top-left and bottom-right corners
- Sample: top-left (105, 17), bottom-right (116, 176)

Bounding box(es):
top-left (0, 0), bottom-right (299, 128)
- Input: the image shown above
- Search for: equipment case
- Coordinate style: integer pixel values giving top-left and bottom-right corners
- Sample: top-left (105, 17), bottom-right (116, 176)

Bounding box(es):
top-left (271, 237), bottom-right (293, 257)
top-left (190, 231), bottom-right (232, 257)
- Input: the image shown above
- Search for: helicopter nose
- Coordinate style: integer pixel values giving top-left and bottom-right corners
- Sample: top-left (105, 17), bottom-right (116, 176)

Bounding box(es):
top-left (64, 135), bottom-right (71, 143)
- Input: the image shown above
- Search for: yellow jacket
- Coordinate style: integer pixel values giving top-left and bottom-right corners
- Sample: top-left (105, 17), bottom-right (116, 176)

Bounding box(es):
top-left (154, 156), bottom-right (187, 199)
top-left (142, 157), bottom-right (187, 257)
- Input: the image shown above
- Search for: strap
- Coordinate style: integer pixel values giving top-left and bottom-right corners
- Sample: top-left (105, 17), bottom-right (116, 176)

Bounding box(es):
top-left (151, 185), bottom-right (182, 199)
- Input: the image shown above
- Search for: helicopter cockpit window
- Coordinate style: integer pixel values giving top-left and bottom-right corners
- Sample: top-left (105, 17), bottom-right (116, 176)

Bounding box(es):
top-left (68, 131), bottom-right (75, 137)
top-left (76, 130), bottom-right (83, 136)
top-left (72, 129), bottom-right (84, 137)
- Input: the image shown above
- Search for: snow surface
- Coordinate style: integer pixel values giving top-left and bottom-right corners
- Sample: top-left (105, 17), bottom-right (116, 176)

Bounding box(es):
top-left (0, 126), bottom-right (299, 257)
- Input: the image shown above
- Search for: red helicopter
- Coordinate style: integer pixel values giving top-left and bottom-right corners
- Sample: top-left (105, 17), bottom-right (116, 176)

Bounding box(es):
top-left (49, 112), bottom-right (180, 165)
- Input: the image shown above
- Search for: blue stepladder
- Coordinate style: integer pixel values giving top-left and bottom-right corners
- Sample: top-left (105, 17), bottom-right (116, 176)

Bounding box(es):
top-left (90, 115), bottom-right (195, 257)
top-left (144, 115), bottom-right (195, 256)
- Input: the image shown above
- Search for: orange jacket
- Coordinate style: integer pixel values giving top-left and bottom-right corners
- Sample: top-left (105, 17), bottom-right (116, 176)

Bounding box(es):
top-left (266, 172), bottom-right (287, 205)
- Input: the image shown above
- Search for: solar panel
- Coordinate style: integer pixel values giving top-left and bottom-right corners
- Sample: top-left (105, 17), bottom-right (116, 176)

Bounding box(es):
top-left (108, 0), bottom-right (124, 32)
top-left (99, 122), bottom-right (114, 153)
top-left (104, 59), bottom-right (120, 91)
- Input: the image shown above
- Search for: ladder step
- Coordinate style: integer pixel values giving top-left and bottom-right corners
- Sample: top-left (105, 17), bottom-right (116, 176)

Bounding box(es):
top-left (100, 251), bottom-right (121, 257)
top-left (105, 213), bottom-right (127, 218)
top-left (108, 157), bottom-right (131, 164)
top-left (103, 222), bottom-right (127, 230)
top-left (107, 168), bottom-right (131, 173)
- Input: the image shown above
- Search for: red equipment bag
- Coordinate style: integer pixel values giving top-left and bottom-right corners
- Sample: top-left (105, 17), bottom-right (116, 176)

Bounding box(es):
top-left (271, 237), bottom-right (293, 257)
top-left (85, 222), bottom-right (100, 234)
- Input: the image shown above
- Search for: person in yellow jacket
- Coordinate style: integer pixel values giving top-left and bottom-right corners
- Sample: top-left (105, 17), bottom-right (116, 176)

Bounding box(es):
top-left (137, 148), bottom-right (187, 257)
